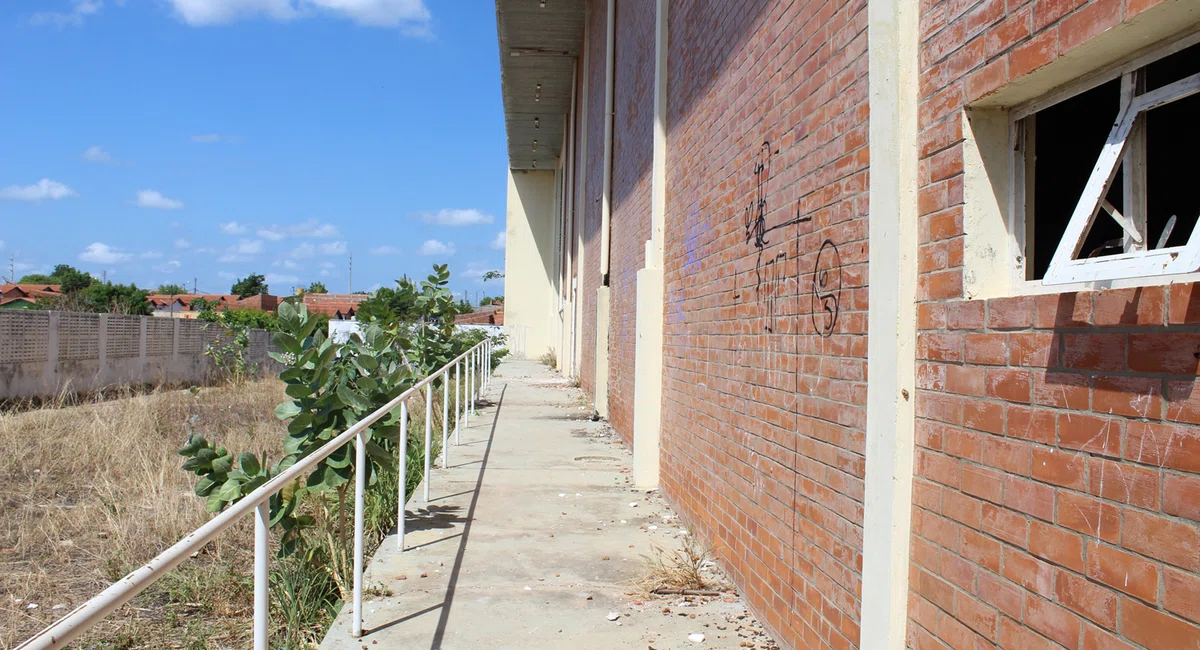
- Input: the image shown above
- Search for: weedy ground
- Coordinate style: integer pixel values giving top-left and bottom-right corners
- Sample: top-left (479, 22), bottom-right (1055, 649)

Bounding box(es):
top-left (0, 381), bottom-right (285, 649)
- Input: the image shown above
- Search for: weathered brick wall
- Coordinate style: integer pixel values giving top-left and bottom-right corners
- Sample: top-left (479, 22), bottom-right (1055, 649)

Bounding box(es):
top-left (910, 0), bottom-right (1200, 648)
top-left (577, 0), bottom-right (608, 395)
top-left (659, 0), bottom-right (870, 647)
top-left (606, 0), bottom-right (655, 446)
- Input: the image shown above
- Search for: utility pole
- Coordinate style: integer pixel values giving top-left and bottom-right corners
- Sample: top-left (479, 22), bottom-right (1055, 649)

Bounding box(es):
top-left (193, 277), bottom-right (197, 294)
top-left (8, 254), bottom-right (14, 283)
top-left (348, 253), bottom-right (353, 294)
top-left (102, 270), bottom-right (107, 284)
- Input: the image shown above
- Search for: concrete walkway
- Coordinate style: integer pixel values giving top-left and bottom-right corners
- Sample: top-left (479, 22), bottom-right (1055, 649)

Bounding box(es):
top-left (320, 360), bottom-right (778, 650)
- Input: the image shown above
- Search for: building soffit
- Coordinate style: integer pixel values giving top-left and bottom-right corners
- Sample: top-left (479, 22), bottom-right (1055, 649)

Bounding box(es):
top-left (495, 0), bottom-right (586, 171)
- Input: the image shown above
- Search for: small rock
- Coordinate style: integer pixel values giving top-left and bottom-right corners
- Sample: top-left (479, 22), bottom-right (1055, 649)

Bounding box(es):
top-left (559, 493), bottom-right (566, 497)
top-left (688, 633), bottom-right (705, 643)
top-left (586, 595), bottom-right (594, 600)
top-left (524, 586), bottom-right (532, 591)
top-left (52, 605), bottom-right (66, 611)
top-left (26, 603), bottom-right (38, 610)
top-left (602, 556), bottom-right (610, 561)
top-left (396, 575), bottom-right (408, 581)
top-left (629, 502), bottom-right (639, 507)
top-left (420, 573), bottom-right (428, 578)
top-left (607, 611), bottom-right (621, 621)
top-left (632, 599), bottom-right (644, 605)
top-left (648, 525), bottom-right (658, 530)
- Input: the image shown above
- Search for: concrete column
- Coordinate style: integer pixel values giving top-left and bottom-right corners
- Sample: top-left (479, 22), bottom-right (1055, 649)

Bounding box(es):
top-left (631, 0), bottom-right (670, 489)
top-left (593, 286), bottom-right (610, 418)
top-left (860, 0), bottom-right (920, 644)
top-left (504, 169), bottom-right (560, 360)
top-left (45, 312), bottom-right (60, 395)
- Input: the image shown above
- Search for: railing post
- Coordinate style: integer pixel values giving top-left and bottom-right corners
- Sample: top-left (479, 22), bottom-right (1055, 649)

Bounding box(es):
top-left (253, 502), bottom-right (269, 650)
top-left (441, 370), bottom-right (449, 468)
top-left (398, 400), bottom-right (408, 551)
top-left (352, 430), bottom-right (366, 638)
top-left (423, 385), bottom-right (433, 503)
top-left (466, 350), bottom-right (473, 428)
top-left (455, 360), bottom-right (461, 445)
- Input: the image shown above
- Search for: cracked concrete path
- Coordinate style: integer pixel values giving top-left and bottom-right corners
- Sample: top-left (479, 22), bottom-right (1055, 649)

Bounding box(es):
top-left (320, 360), bottom-right (778, 650)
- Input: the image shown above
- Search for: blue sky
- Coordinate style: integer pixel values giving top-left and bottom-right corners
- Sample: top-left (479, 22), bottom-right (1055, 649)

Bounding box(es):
top-left (0, 0), bottom-right (507, 302)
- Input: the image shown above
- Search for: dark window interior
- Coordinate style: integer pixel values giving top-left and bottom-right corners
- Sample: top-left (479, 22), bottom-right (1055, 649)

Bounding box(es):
top-left (1027, 41), bottom-right (1200, 280)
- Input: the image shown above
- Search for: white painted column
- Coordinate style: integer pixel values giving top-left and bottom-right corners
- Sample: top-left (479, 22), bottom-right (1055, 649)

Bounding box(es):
top-left (631, 0), bottom-right (669, 489)
top-left (593, 0), bottom-right (616, 417)
top-left (860, 0), bottom-right (920, 644)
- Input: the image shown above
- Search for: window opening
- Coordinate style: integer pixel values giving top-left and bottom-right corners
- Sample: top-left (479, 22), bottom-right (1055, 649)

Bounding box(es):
top-left (1020, 41), bottom-right (1200, 285)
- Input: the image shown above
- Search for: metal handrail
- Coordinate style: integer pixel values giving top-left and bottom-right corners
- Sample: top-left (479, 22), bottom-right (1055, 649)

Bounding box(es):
top-left (17, 338), bottom-right (494, 650)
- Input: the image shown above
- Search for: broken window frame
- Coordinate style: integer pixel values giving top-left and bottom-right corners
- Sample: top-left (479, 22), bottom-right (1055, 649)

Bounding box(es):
top-left (1008, 30), bottom-right (1200, 288)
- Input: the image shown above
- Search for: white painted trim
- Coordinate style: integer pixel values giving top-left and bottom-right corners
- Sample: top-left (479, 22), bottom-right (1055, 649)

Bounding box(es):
top-left (632, 0), bottom-right (669, 489)
top-left (861, 0), bottom-right (918, 644)
top-left (599, 0), bottom-right (615, 280)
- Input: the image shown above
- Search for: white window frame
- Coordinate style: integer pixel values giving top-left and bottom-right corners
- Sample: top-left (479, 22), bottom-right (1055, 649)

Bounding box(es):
top-left (1009, 30), bottom-right (1200, 289)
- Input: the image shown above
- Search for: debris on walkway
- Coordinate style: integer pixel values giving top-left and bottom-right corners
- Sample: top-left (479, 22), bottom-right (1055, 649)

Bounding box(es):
top-left (320, 360), bottom-right (779, 650)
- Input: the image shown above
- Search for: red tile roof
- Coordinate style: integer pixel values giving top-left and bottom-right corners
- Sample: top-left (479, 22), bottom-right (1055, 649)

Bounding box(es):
top-left (302, 293), bottom-right (369, 318)
top-left (0, 283), bottom-right (61, 307)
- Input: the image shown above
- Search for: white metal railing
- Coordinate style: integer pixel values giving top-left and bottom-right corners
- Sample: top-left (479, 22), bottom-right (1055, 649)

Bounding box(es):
top-left (17, 338), bottom-right (494, 650)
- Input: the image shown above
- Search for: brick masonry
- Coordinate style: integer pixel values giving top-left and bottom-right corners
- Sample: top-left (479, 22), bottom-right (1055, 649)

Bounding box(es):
top-left (549, 0), bottom-right (1200, 648)
top-left (658, 0), bottom-right (870, 647)
top-left (910, 0), bottom-right (1200, 649)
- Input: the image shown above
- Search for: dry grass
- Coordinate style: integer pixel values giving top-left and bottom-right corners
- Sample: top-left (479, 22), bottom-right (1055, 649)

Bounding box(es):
top-left (633, 536), bottom-right (726, 596)
top-left (0, 380), bottom-right (287, 649)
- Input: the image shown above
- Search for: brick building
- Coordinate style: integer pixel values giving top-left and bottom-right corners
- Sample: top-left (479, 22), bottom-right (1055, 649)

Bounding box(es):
top-left (496, 1), bottom-right (1200, 648)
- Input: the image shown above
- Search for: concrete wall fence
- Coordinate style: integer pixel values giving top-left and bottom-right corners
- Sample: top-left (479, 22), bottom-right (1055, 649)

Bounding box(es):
top-left (0, 310), bottom-right (281, 400)
top-left (499, 1), bottom-right (1200, 649)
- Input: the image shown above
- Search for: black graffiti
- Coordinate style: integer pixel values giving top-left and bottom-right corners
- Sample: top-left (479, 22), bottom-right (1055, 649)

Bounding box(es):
top-left (743, 142), bottom-right (812, 253)
top-left (811, 239), bottom-right (841, 338)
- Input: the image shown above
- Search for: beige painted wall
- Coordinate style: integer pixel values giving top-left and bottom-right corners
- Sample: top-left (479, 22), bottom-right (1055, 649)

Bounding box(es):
top-left (504, 169), bottom-right (561, 360)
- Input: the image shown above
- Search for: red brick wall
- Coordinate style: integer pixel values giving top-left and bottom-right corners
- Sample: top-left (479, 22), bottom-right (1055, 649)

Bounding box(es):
top-left (909, 0), bottom-right (1200, 648)
top-left (577, 0), bottom-right (607, 395)
top-left (659, 1), bottom-right (870, 648)
top-left (606, 0), bottom-right (655, 445)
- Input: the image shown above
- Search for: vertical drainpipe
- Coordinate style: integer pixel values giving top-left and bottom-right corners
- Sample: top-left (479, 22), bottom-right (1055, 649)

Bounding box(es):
top-left (631, 0), bottom-right (668, 488)
top-left (860, 0), bottom-right (919, 643)
top-left (573, 19), bottom-right (590, 384)
top-left (593, 0), bottom-right (616, 418)
top-left (563, 66), bottom-right (578, 377)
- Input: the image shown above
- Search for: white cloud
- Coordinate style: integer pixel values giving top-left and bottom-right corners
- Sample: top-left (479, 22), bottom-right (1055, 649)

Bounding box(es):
top-left (80, 145), bottom-right (117, 164)
top-left (320, 241), bottom-right (347, 255)
top-left (166, 0), bottom-right (432, 29)
top-left (257, 219), bottom-right (340, 241)
top-left (80, 242), bottom-right (131, 264)
top-left (369, 245), bottom-right (403, 255)
top-left (320, 261), bottom-right (335, 269)
top-left (0, 179), bottom-right (77, 202)
top-left (266, 273), bottom-right (299, 285)
top-left (132, 189), bottom-right (184, 210)
top-left (416, 208), bottom-right (494, 227)
top-left (190, 133), bottom-right (242, 144)
top-left (154, 260), bottom-right (183, 272)
top-left (290, 242), bottom-right (316, 259)
top-left (218, 239), bottom-right (264, 262)
top-left (319, 269), bottom-right (330, 277)
top-left (461, 261), bottom-right (500, 284)
top-left (139, 251), bottom-right (164, 260)
top-left (174, 238), bottom-right (191, 248)
top-left (418, 239), bottom-right (455, 257)
top-left (220, 221), bottom-right (247, 235)
top-left (31, 0), bottom-right (103, 27)
top-left (490, 231), bottom-right (506, 250)
top-left (272, 259), bottom-right (301, 270)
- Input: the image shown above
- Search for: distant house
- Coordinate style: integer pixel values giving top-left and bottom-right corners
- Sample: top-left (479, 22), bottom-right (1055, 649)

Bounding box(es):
top-left (0, 283), bottom-right (61, 309)
top-left (147, 295), bottom-right (243, 319)
top-left (455, 305), bottom-right (504, 326)
top-left (302, 293), bottom-right (369, 320)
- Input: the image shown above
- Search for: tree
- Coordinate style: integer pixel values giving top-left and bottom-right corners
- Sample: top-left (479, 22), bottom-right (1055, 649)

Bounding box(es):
top-left (306, 281), bottom-right (327, 294)
top-left (481, 270), bottom-right (505, 282)
top-left (455, 298), bottom-right (475, 314)
top-left (158, 283), bottom-right (188, 295)
top-left (231, 273), bottom-right (268, 299)
top-left (20, 264), bottom-right (94, 293)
